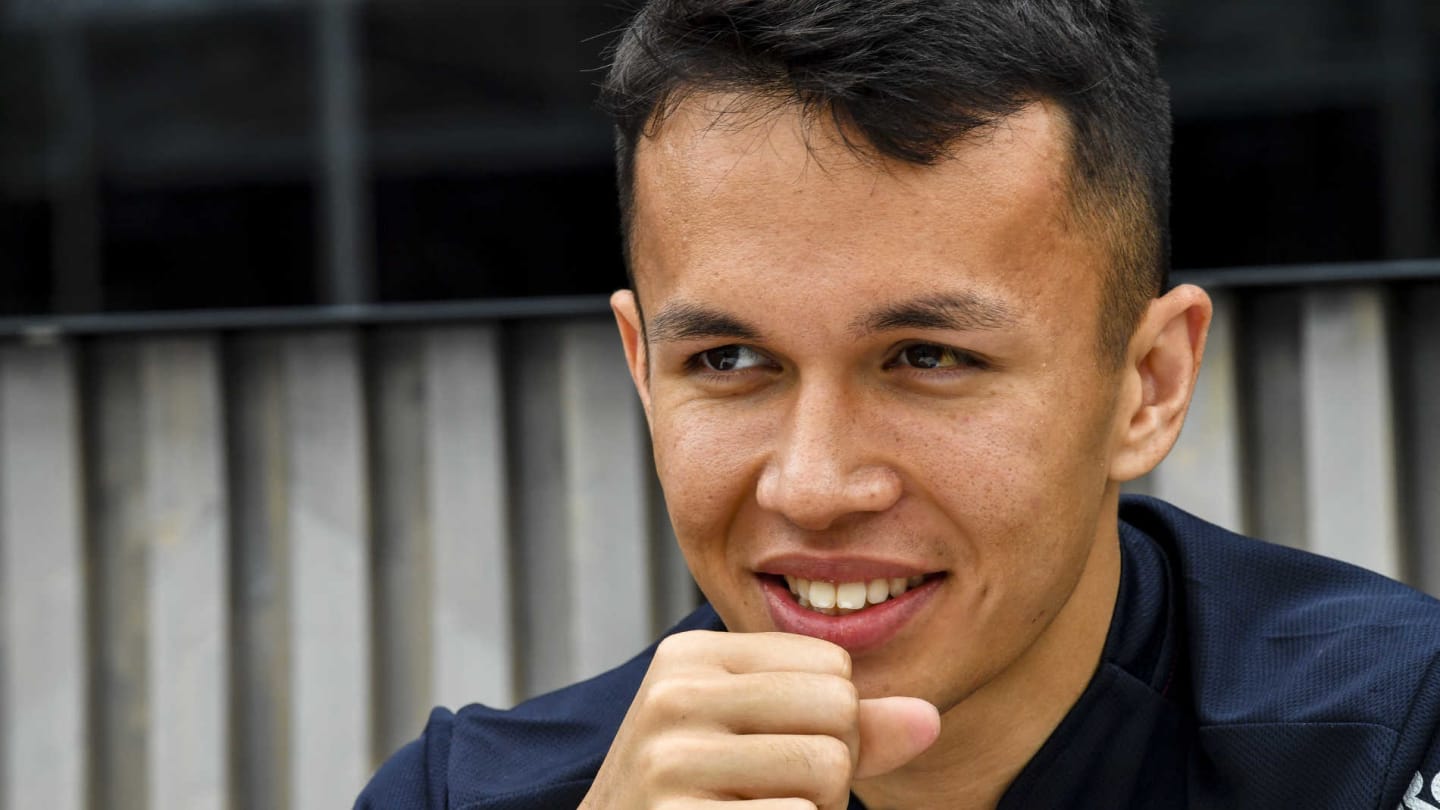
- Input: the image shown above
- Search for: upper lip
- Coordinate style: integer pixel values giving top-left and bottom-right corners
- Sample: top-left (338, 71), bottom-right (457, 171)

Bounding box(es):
top-left (754, 552), bottom-right (940, 582)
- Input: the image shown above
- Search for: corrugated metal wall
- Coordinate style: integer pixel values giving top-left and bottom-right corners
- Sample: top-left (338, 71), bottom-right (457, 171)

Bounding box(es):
top-left (0, 280), bottom-right (1436, 809)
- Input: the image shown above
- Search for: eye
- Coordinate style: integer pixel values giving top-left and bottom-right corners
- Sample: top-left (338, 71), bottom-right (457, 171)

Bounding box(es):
top-left (889, 343), bottom-right (986, 371)
top-left (694, 345), bottom-right (771, 372)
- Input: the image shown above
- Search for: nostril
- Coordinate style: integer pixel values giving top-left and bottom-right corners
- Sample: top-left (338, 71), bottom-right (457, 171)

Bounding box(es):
top-left (854, 465), bottom-right (904, 509)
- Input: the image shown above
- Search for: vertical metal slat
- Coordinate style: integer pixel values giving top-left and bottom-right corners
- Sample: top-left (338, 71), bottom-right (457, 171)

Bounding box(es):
top-left (1237, 289), bottom-right (1308, 550)
top-left (1301, 287), bottom-right (1403, 578)
top-left (0, 342), bottom-right (87, 810)
top-left (424, 326), bottom-right (514, 710)
top-left (86, 340), bottom-right (150, 810)
top-left (142, 337), bottom-right (229, 810)
top-left (228, 334), bottom-right (293, 810)
top-left (509, 323), bottom-right (573, 700)
top-left (370, 329), bottom-right (433, 754)
top-left (1399, 283), bottom-right (1440, 591)
top-left (283, 331), bottom-right (373, 806)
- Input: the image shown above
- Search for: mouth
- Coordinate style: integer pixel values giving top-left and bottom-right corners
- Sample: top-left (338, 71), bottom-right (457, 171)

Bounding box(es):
top-left (756, 568), bottom-right (946, 654)
top-left (776, 573), bottom-right (936, 616)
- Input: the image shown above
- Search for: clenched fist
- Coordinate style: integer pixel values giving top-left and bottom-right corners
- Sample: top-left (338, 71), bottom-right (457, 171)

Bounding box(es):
top-left (580, 631), bottom-right (941, 810)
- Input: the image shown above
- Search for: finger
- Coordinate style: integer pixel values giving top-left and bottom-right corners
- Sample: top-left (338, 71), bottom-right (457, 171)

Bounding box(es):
top-left (688, 671), bottom-right (859, 740)
top-left (656, 630), bottom-right (852, 677)
top-left (656, 733), bottom-right (853, 808)
top-left (854, 696), bottom-right (941, 779)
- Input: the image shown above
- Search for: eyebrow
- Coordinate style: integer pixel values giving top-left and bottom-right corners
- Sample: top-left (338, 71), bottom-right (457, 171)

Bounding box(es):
top-left (853, 292), bottom-right (1018, 336)
top-left (646, 302), bottom-right (763, 343)
top-left (644, 292), bottom-right (1016, 344)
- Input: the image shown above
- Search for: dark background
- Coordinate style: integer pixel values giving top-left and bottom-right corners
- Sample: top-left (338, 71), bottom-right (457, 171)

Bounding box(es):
top-left (0, 0), bottom-right (1435, 317)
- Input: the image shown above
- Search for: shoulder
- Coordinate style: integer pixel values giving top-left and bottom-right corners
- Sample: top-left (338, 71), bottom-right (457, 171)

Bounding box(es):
top-left (1121, 496), bottom-right (1440, 730)
top-left (353, 707), bottom-right (455, 810)
top-left (1122, 497), bottom-right (1440, 805)
top-left (355, 604), bottom-right (725, 810)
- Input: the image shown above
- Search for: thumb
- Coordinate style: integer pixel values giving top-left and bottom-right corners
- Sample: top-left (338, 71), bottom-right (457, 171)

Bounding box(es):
top-left (854, 696), bottom-right (941, 779)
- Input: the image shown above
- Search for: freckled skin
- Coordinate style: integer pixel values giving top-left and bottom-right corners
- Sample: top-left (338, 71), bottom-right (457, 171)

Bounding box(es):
top-left (611, 95), bottom-right (1210, 807)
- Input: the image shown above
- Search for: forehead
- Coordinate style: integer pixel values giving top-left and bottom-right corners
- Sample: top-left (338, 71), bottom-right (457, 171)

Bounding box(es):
top-left (628, 93), bottom-right (1103, 325)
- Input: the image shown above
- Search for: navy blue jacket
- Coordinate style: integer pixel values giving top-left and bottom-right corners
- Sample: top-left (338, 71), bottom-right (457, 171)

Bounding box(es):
top-left (356, 497), bottom-right (1440, 809)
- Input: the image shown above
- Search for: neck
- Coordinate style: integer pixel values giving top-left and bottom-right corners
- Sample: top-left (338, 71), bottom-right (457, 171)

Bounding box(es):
top-left (852, 500), bottom-right (1124, 810)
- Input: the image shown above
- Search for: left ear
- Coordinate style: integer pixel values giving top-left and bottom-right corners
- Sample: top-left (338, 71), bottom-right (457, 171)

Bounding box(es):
top-left (1109, 283), bottom-right (1213, 482)
top-left (610, 288), bottom-right (653, 424)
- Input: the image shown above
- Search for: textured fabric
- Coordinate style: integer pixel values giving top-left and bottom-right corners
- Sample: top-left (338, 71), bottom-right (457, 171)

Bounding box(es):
top-left (355, 497), bottom-right (1440, 809)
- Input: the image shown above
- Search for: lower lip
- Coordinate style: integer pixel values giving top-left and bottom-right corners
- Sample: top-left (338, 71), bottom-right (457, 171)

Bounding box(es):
top-left (760, 576), bottom-right (942, 656)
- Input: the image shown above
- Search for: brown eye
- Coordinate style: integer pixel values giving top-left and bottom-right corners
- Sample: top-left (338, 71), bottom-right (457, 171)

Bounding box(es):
top-left (698, 345), bottom-right (768, 372)
top-left (899, 344), bottom-right (961, 369)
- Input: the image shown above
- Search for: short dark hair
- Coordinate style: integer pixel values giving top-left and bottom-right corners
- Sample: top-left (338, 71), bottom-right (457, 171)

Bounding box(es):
top-left (599, 0), bottom-right (1172, 364)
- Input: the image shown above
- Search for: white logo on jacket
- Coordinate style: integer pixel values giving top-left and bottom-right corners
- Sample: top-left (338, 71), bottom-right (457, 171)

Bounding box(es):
top-left (1401, 771), bottom-right (1440, 810)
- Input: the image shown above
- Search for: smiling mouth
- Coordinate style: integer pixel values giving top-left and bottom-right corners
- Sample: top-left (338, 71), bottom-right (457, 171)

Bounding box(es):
top-left (778, 573), bottom-right (941, 616)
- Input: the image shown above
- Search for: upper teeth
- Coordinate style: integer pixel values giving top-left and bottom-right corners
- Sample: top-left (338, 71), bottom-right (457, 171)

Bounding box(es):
top-left (784, 575), bottom-right (926, 614)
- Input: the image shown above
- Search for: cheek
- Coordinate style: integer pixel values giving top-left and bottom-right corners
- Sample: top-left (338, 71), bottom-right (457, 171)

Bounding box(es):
top-left (650, 404), bottom-right (768, 545)
top-left (899, 389), bottom-right (1110, 556)
top-left (898, 402), bottom-right (1051, 508)
top-left (968, 395), bottom-right (1114, 574)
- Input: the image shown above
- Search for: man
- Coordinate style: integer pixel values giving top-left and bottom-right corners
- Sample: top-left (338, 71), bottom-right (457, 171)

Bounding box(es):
top-left (358, 1), bottom-right (1440, 807)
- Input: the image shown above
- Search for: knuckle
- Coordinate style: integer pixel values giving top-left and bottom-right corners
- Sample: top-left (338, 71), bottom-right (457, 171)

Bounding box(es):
top-left (653, 631), bottom-right (700, 664)
top-left (762, 736), bottom-right (851, 805)
top-left (636, 733), bottom-right (703, 785)
top-left (783, 635), bottom-right (850, 677)
top-left (810, 734), bottom-right (854, 780)
top-left (655, 629), bottom-right (727, 665)
top-left (821, 643), bottom-right (852, 678)
top-left (643, 676), bottom-right (698, 719)
top-left (798, 674), bottom-right (858, 733)
top-left (826, 677), bottom-right (860, 725)
top-left (783, 735), bottom-right (852, 808)
top-left (632, 737), bottom-right (665, 782)
top-left (822, 674), bottom-right (859, 706)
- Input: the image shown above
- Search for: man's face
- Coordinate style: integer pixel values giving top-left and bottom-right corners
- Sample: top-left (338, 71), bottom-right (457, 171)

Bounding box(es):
top-left (618, 96), bottom-right (1132, 714)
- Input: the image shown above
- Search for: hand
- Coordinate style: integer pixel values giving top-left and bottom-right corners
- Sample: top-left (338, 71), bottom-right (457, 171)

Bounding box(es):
top-left (580, 630), bottom-right (941, 809)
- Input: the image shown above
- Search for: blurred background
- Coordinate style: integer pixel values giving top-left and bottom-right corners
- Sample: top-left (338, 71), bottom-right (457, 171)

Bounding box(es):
top-left (0, 0), bottom-right (1435, 808)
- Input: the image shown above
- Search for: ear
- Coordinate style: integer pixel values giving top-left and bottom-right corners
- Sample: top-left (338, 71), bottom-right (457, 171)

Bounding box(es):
top-left (610, 289), bottom-right (653, 421)
top-left (1109, 283), bottom-right (1213, 482)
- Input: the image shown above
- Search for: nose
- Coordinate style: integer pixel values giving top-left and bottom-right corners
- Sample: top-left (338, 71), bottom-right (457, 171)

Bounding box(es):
top-left (755, 384), bottom-right (903, 531)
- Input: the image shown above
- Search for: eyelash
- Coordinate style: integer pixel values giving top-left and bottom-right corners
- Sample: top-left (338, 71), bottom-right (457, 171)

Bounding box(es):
top-left (681, 343), bottom-right (990, 377)
top-left (885, 343), bottom-right (991, 373)
top-left (682, 345), bottom-right (775, 377)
